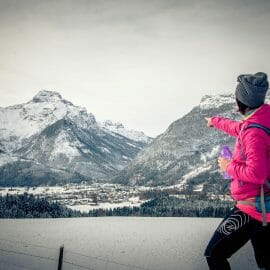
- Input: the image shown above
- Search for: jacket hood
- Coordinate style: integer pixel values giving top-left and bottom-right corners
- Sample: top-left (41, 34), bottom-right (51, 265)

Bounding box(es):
top-left (244, 103), bottom-right (270, 129)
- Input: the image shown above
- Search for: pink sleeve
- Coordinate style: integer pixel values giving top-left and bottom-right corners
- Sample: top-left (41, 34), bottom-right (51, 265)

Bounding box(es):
top-left (227, 129), bottom-right (268, 184)
top-left (211, 116), bottom-right (242, 138)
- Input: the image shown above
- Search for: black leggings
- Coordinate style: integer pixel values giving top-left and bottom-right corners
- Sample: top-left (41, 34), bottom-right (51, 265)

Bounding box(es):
top-left (204, 207), bottom-right (270, 270)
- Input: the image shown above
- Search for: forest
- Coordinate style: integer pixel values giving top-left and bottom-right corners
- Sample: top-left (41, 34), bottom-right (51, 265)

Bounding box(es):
top-left (0, 192), bottom-right (234, 218)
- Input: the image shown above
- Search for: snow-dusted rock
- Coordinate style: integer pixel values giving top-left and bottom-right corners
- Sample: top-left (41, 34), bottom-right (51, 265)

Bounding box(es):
top-left (0, 90), bottom-right (152, 186)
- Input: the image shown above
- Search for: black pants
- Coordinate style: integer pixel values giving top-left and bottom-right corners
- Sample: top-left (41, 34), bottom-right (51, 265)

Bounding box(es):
top-left (204, 207), bottom-right (270, 270)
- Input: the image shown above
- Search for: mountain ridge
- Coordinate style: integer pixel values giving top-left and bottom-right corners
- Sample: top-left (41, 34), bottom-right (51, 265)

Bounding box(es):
top-left (112, 93), bottom-right (242, 194)
top-left (0, 90), bottom-right (152, 186)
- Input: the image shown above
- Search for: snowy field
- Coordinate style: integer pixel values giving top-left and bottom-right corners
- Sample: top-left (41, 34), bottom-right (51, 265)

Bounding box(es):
top-left (0, 217), bottom-right (257, 270)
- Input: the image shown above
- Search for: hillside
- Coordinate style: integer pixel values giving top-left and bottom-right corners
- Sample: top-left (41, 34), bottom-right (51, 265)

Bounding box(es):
top-left (113, 94), bottom-right (241, 194)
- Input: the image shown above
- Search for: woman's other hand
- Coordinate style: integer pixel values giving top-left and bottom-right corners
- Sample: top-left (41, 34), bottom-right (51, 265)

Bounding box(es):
top-left (205, 117), bottom-right (213, 127)
top-left (218, 157), bottom-right (231, 172)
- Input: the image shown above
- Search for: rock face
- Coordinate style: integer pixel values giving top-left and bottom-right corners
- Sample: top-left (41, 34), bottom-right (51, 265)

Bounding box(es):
top-left (113, 94), bottom-right (243, 194)
top-left (0, 90), bottom-right (152, 186)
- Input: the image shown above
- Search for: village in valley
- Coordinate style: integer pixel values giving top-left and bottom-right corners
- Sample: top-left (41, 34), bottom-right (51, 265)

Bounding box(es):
top-left (0, 181), bottom-right (232, 213)
top-left (0, 183), bottom-right (151, 212)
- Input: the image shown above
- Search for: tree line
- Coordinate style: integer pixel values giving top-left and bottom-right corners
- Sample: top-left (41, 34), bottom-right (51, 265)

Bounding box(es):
top-left (0, 193), bottom-right (83, 218)
top-left (0, 192), bottom-right (234, 218)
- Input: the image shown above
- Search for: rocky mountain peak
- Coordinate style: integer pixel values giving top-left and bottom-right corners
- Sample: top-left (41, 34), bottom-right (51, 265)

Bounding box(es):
top-left (199, 93), bottom-right (235, 110)
top-left (103, 120), bottom-right (124, 129)
top-left (100, 120), bottom-right (153, 143)
top-left (32, 90), bottom-right (64, 103)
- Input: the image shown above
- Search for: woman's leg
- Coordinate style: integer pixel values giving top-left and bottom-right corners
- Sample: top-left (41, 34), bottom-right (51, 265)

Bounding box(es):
top-left (250, 220), bottom-right (270, 269)
top-left (204, 207), bottom-right (252, 270)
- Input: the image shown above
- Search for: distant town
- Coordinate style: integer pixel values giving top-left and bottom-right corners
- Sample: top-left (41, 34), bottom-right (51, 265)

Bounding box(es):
top-left (0, 183), bottom-right (152, 212)
top-left (0, 182), bottom-right (232, 213)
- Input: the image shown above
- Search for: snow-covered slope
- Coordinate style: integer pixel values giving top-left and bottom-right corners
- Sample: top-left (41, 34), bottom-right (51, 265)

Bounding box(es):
top-left (0, 90), bottom-right (152, 186)
top-left (0, 90), bottom-right (96, 152)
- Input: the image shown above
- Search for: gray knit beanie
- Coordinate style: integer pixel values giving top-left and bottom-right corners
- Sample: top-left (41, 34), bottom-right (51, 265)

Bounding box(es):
top-left (235, 72), bottom-right (269, 108)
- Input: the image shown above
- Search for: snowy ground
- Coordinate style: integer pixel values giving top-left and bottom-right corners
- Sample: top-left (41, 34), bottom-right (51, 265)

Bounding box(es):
top-left (67, 201), bottom-right (142, 212)
top-left (0, 217), bottom-right (258, 270)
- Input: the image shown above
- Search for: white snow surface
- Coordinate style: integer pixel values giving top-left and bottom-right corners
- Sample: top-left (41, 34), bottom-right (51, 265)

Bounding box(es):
top-left (0, 153), bottom-right (18, 166)
top-left (0, 217), bottom-right (257, 270)
top-left (0, 94), bottom-right (67, 139)
top-left (200, 145), bottom-right (221, 163)
top-left (51, 131), bottom-right (81, 160)
top-left (193, 184), bottom-right (204, 192)
top-left (178, 164), bottom-right (212, 186)
top-left (67, 199), bottom-right (142, 213)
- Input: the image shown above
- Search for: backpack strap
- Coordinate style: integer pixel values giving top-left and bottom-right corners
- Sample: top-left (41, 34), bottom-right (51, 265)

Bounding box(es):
top-left (239, 123), bottom-right (270, 226)
top-left (243, 123), bottom-right (270, 136)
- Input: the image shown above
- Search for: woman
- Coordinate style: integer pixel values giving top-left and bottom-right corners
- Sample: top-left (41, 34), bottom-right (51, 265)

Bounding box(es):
top-left (204, 72), bottom-right (270, 270)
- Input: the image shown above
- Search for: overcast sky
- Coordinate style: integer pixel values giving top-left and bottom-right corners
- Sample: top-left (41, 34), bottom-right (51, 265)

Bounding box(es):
top-left (0, 0), bottom-right (270, 137)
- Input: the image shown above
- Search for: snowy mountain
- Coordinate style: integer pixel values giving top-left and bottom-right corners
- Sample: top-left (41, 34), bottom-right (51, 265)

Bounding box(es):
top-left (113, 94), bottom-right (244, 194)
top-left (0, 90), bottom-right (152, 186)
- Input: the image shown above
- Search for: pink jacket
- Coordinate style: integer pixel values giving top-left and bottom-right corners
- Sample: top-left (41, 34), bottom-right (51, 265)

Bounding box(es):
top-left (211, 103), bottom-right (270, 222)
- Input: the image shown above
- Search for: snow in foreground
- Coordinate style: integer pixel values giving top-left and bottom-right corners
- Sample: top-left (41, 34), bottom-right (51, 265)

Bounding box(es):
top-left (0, 217), bottom-right (257, 270)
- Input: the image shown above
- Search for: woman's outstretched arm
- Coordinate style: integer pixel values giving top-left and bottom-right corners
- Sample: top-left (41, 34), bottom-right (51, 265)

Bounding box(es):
top-left (206, 116), bottom-right (242, 138)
